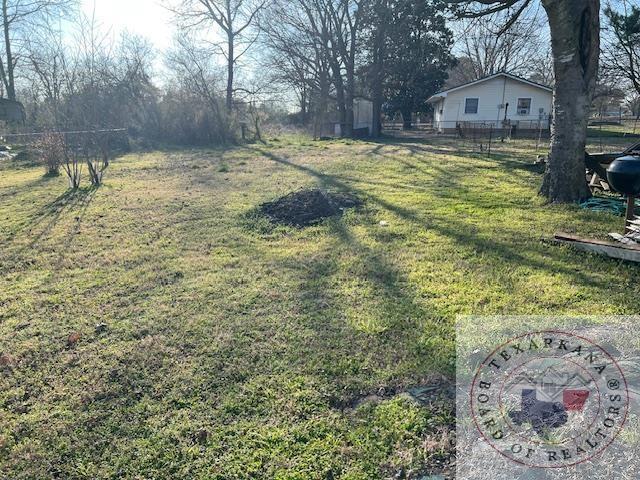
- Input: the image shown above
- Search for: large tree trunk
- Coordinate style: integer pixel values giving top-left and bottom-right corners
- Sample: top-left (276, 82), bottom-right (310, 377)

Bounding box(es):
top-left (370, 6), bottom-right (387, 138)
top-left (314, 68), bottom-right (330, 139)
top-left (344, 28), bottom-right (357, 138)
top-left (402, 108), bottom-right (413, 130)
top-left (331, 59), bottom-right (347, 136)
top-left (371, 56), bottom-right (384, 137)
top-left (2, 0), bottom-right (15, 101)
top-left (344, 69), bottom-right (354, 138)
top-left (540, 0), bottom-right (600, 203)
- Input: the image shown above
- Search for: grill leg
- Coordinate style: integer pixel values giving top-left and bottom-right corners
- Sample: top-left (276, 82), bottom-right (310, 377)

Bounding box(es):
top-left (626, 196), bottom-right (636, 234)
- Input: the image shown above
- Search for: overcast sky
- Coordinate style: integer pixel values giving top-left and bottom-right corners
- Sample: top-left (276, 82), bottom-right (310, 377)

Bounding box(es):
top-left (80, 0), bottom-right (175, 51)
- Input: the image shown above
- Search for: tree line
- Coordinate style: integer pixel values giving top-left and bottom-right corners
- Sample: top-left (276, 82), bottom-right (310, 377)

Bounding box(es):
top-left (8, 0), bottom-right (459, 143)
top-left (4, 0), bottom-right (640, 203)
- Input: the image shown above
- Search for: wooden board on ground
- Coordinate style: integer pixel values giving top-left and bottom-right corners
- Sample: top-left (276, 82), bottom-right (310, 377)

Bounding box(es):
top-left (609, 233), bottom-right (640, 245)
top-left (554, 232), bottom-right (640, 263)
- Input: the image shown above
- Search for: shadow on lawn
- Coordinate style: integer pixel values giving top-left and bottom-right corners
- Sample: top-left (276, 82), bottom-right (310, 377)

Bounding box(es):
top-left (292, 245), bottom-right (451, 410)
top-left (0, 187), bottom-right (97, 270)
top-left (0, 172), bottom-right (60, 203)
top-left (26, 187), bottom-right (96, 236)
top-left (361, 138), bottom-right (543, 187)
top-left (249, 146), bottom-right (625, 294)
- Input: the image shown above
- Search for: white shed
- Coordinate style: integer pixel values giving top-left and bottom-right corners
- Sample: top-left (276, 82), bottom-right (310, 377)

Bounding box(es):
top-left (353, 98), bottom-right (373, 133)
top-left (333, 97), bottom-right (374, 137)
top-left (427, 72), bottom-right (553, 134)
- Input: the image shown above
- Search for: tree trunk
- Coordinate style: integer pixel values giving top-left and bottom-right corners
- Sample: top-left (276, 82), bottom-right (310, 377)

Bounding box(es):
top-left (371, 57), bottom-right (384, 137)
top-left (344, 70), bottom-right (354, 137)
top-left (344, 29), bottom-right (357, 138)
top-left (370, 7), bottom-right (387, 138)
top-left (402, 108), bottom-right (413, 130)
top-left (331, 60), bottom-right (347, 136)
top-left (540, 0), bottom-right (600, 203)
top-left (300, 89), bottom-right (308, 126)
top-left (226, 30), bottom-right (234, 113)
top-left (314, 68), bottom-right (330, 139)
top-left (2, 0), bottom-right (15, 101)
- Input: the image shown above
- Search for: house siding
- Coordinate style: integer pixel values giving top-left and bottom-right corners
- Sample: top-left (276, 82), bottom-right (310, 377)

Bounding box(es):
top-left (435, 76), bottom-right (552, 133)
top-left (433, 99), bottom-right (444, 125)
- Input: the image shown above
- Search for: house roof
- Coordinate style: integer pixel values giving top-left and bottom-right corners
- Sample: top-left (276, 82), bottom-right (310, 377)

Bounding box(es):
top-left (426, 72), bottom-right (553, 103)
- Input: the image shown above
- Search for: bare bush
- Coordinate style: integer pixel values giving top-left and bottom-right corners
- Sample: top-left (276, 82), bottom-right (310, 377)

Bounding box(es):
top-left (85, 133), bottom-right (111, 186)
top-left (37, 131), bottom-right (65, 176)
top-left (60, 138), bottom-right (83, 189)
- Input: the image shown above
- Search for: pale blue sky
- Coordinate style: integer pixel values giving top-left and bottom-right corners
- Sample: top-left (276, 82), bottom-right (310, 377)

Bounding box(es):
top-left (80, 0), bottom-right (175, 51)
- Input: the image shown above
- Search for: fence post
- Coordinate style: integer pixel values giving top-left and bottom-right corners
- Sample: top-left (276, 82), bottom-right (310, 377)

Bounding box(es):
top-left (488, 127), bottom-right (493, 156)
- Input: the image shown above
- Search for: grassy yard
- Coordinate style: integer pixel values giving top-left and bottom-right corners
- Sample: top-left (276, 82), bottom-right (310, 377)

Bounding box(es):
top-left (2, 135), bottom-right (640, 479)
top-left (588, 119), bottom-right (640, 138)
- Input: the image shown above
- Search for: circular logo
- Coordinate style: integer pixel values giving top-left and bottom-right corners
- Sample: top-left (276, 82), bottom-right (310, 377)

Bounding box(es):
top-left (470, 330), bottom-right (629, 468)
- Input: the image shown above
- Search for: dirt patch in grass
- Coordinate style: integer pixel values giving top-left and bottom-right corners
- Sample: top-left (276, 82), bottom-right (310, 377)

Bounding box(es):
top-left (260, 188), bottom-right (362, 227)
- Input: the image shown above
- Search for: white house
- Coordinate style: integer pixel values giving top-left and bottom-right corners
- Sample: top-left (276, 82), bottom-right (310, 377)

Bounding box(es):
top-left (427, 72), bottom-right (553, 134)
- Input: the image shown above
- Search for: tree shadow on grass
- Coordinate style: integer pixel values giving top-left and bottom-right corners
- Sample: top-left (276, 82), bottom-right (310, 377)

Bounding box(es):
top-left (249, 146), bottom-right (635, 296)
top-left (363, 138), bottom-right (461, 158)
top-left (0, 172), bottom-right (60, 203)
top-left (242, 212), bottom-right (453, 412)
top-left (0, 187), bottom-right (98, 271)
top-left (249, 146), bottom-right (430, 226)
top-left (26, 186), bottom-right (96, 238)
top-left (355, 138), bottom-right (542, 192)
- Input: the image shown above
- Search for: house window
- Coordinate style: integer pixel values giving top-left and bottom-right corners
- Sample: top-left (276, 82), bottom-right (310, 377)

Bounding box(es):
top-left (517, 98), bottom-right (532, 115)
top-left (465, 98), bottom-right (479, 114)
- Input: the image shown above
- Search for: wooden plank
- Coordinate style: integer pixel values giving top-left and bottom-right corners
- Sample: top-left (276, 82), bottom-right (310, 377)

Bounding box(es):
top-left (556, 233), bottom-right (640, 250)
top-left (609, 233), bottom-right (639, 245)
top-left (554, 232), bottom-right (640, 263)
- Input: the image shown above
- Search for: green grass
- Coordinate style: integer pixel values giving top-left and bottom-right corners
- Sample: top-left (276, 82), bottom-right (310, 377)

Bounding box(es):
top-left (1, 135), bottom-right (640, 479)
top-left (587, 119), bottom-right (640, 140)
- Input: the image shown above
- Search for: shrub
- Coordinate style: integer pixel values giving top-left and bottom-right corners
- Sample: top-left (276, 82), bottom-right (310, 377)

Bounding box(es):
top-left (61, 145), bottom-right (83, 189)
top-left (85, 133), bottom-right (112, 187)
top-left (37, 132), bottom-right (65, 176)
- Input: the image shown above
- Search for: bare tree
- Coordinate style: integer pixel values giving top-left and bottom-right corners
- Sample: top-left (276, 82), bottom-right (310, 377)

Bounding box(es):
top-left (0, 0), bottom-right (74, 101)
top-left (627, 94), bottom-right (640, 117)
top-left (450, 10), bottom-right (546, 84)
top-left (262, 0), bottom-right (334, 137)
top-left (603, 3), bottom-right (640, 101)
top-left (25, 18), bottom-right (80, 127)
top-left (528, 45), bottom-right (554, 85)
top-left (263, 0), bottom-right (369, 137)
top-left (60, 135), bottom-right (82, 188)
top-left (363, 0), bottom-right (389, 137)
top-left (169, 0), bottom-right (269, 112)
top-left (36, 130), bottom-right (64, 175)
top-left (24, 9), bottom-right (160, 144)
top-left (165, 33), bottom-right (232, 142)
top-left (325, 0), bottom-right (365, 137)
top-left (592, 67), bottom-right (626, 118)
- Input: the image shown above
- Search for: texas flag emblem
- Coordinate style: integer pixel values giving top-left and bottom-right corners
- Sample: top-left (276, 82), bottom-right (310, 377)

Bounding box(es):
top-left (509, 389), bottom-right (590, 438)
